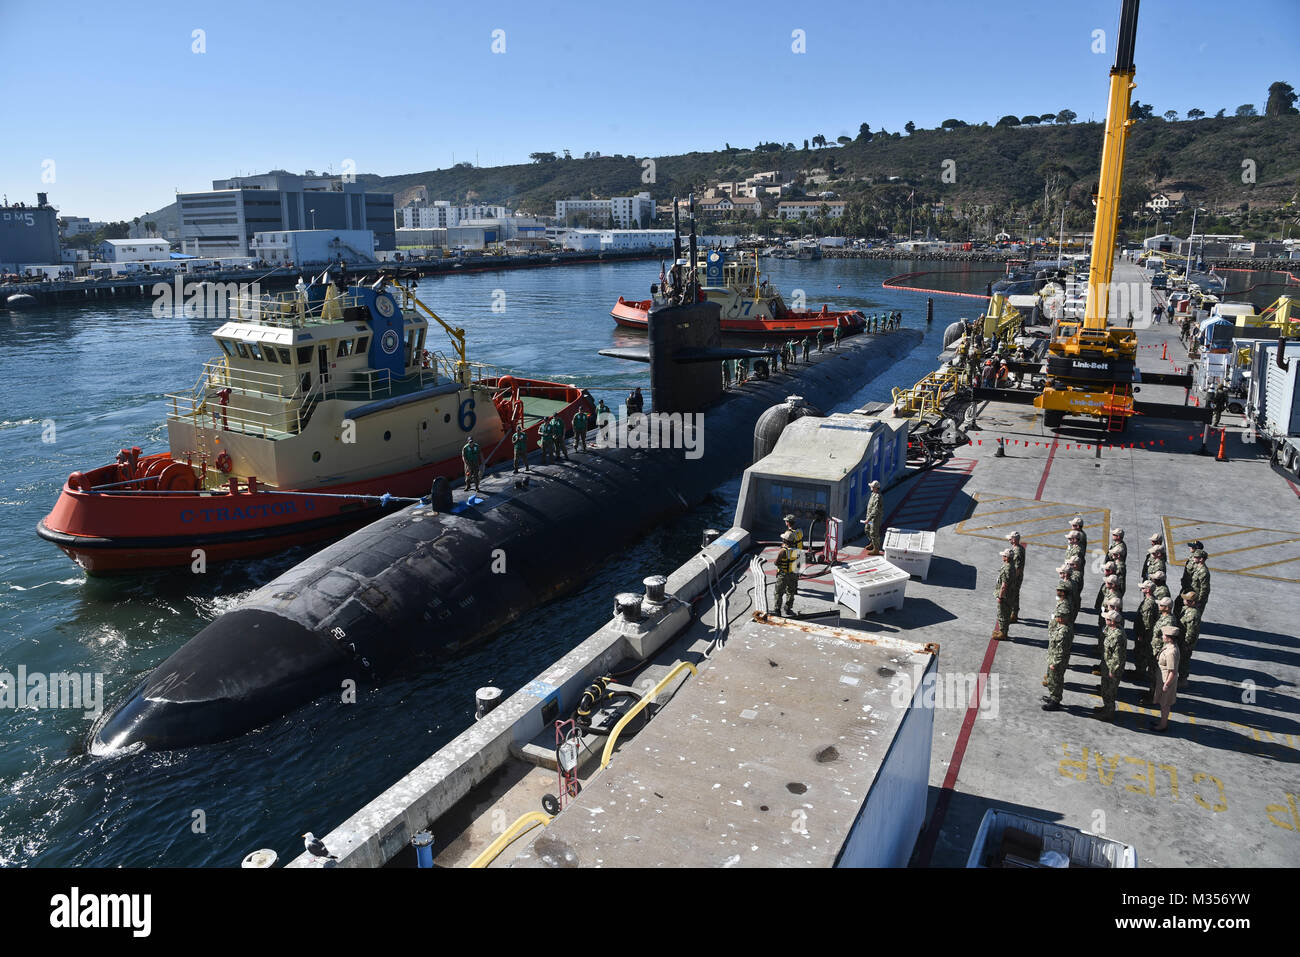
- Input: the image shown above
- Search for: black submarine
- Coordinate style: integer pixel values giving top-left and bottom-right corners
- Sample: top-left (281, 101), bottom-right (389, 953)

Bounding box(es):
top-left (90, 219), bottom-right (921, 752)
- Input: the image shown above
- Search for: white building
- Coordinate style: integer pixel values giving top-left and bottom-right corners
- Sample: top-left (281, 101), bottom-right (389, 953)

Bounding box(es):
top-left (555, 192), bottom-right (653, 229)
top-left (98, 238), bottom-right (171, 262)
top-left (61, 217), bottom-right (105, 237)
top-left (250, 229), bottom-right (376, 266)
top-left (561, 229), bottom-right (604, 252)
top-left (395, 201), bottom-right (509, 230)
top-left (599, 229), bottom-right (675, 250)
top-left (776, 200), bottom-right (846, 221)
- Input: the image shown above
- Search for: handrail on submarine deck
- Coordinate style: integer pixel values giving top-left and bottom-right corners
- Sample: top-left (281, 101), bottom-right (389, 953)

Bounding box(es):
top-left (467, 811), bottom-right (553, 869)
top-left (600, 661), bottom-right (699, 770)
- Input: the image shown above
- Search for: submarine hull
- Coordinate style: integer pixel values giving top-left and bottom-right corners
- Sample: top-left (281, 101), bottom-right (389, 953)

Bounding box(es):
top-left (92, 327), bottom-right (921, 752)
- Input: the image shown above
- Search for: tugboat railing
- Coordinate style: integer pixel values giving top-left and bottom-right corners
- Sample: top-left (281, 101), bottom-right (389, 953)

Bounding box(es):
top-left (229, 290), bottom-right (369, 328)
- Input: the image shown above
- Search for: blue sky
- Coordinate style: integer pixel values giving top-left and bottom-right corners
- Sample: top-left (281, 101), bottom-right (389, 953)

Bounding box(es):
top-left (2, 0), bottom-right (1296, 220)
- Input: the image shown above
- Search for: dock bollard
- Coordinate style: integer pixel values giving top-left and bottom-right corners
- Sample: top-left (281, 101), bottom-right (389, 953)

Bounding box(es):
top-left (615, 593), bottom-right (644, 622)
top-left (643, 575), bottom-right (667, 604)
top-left (475, 687), bottom-right (502, 719)
top-left (411, 830), bottom-right (435, 868)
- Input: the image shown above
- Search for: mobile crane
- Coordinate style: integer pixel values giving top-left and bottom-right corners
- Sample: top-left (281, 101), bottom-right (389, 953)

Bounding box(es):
top-left (1035, 0), bottom-right (1141, 431)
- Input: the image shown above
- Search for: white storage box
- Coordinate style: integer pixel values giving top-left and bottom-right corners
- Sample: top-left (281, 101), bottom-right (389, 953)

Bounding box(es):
top-left (832, 558), bottom-right (910, 616)
top-left (884, 527), bottom-right (936, 580)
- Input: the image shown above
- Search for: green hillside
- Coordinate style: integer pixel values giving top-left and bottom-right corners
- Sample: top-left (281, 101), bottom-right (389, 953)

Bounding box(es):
top-left (359, 113), bottom-right (1300, 241)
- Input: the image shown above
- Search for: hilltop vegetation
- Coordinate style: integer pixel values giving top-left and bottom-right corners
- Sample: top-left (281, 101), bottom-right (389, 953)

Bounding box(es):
top-left (135, 83), bottom-right (1299, 243)
top-left (360, 108), bottom-right (1300, 242)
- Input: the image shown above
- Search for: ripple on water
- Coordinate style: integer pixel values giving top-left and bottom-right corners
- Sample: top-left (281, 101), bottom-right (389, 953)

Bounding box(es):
top-left (2, 258), bottom-right (967, 866)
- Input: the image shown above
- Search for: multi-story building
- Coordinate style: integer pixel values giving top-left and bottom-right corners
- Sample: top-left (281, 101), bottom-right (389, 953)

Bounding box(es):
top-left (60, 217), bottom-right (107, 237)
top-left (250, 229), bottom-right (376, 266)
top-left (776, 200), bottom-right (846, 221)
top-left (178, 172), bottom-right (394, 258)
top-left (555, 192), bottom-right (653, 229)
top-left (1, 195), bottom-right (60, 269)
top-left (395, 201), bottom-right (509, 230)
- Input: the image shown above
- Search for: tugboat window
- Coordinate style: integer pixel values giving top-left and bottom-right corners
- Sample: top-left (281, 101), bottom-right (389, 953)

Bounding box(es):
top-left (384, 430), bottom-right (392, 441)
top-left (337, 338), bottom-right (353, 358)
top-left (278, 348), bottom-right (292, 364)
top-left (312, 451), bottom-right (321, 462)
top-left (297, 346), bottom-right (312, 365)
top-left (233, 341), bottom-right (249, 359)
top-left (264, 347), bottom-right (279, 363)
top-left (355, 336), bottom-right (369, 353)
top-left (218, 340), bottom-right (236, 357)
top-left (248, 342), bottom-right (263, 360)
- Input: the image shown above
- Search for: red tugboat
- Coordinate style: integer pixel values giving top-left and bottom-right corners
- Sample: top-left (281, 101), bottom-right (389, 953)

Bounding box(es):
top-left (38, 277), bottom-right (591, 574)
top-left (612, 249), bottom-right (867, 337)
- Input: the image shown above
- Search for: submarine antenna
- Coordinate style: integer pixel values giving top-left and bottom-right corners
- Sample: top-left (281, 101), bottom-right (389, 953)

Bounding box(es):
top-left (687, 192), bottom-right (698, 302)
top-left (672, 197), bottom-right (681, 268)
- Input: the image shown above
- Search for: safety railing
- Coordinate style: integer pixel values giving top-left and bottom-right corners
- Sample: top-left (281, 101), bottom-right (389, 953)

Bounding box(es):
top-left (600, 661), bottom-right (698, 770)
top-left (891, 369), bottom-right (961, 418)
top-left (230, 290), bottom-right (369, 327)
top-left (166, 359), bottom-right (317, 439)
top-left (467, 811), bottom-right (552, 869)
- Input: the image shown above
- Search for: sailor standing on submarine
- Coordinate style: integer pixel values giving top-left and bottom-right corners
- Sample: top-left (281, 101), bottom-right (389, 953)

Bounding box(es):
top-left (511, 423), bottom-right (529, 472)
top-left (461, 436), bottom-right (483, 493)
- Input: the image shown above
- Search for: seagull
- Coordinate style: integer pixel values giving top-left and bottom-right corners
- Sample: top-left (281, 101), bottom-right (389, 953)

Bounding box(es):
top-left (303, 832), bottom-right (336, 861)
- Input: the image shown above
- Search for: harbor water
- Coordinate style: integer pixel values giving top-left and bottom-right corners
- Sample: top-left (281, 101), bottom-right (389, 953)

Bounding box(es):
top-left (0, 256), bottom-right (1288, 866)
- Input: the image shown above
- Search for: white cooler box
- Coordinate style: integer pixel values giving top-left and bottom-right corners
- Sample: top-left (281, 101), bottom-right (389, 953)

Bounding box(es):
top-left (884, 527), bottom-right (936, 580)
top-left (832, 558), bottom-right (910, 617)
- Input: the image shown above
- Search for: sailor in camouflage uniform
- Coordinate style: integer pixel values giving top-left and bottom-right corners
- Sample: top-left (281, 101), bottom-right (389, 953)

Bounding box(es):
top-left (1043, 582), bottom-right (1073, 687)
top-left (1109, 528), bottom-right (1128, 591)
top-left (1093, 562), bottom-right (1119, 623)
top-left (1096, 608), bottom-right (1127, 720)
top-left (862, 480), bottom-right (884, 555)
top-left (1041, 601), bottom-right (1075, 710)
top-left (992, 548), bottom-right (1014, 640)
top-left (1189, 551), bottom-right (1211, 617)
top-left (772, 530), bottom-right (801, 616)
top-left (1178, 590), bottom-right (1202, 689)
top-left (1005, 530), bottom-right (1025, 623)
top-left (1090, 573), bottom-right (1122, 675)
top-left (1174, 539), bottom-right (1202, 617)
top-left (1149, 568), bottom-right (1171, 603)
top-left (1143, 544), bottom-right (1166, 584)
top-left (1066, 555), bottom-right (1084, 623)
top-left (1068, 515), bottom-right (1087, 554)
top-left (1131, 580), bottom-right (1157, 683)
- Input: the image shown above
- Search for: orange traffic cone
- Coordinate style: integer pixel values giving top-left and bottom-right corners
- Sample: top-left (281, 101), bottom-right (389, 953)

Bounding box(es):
top-left (1215, 427), bottom-right (1228, 462)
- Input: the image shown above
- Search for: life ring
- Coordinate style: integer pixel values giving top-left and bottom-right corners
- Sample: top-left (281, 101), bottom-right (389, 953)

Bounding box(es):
top-left (215, 451), bottom-right (233, 474)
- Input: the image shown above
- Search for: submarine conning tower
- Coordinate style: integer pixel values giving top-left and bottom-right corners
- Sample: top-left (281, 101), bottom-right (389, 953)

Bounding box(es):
top-left (647, 299), bottom-right (724, 414)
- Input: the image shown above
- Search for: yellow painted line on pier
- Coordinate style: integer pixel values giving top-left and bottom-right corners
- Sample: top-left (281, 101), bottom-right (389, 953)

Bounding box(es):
top-left (1161, 516), bottom-right (1300, 583)
top-left (956, 493), bottom-right (1109, 550)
